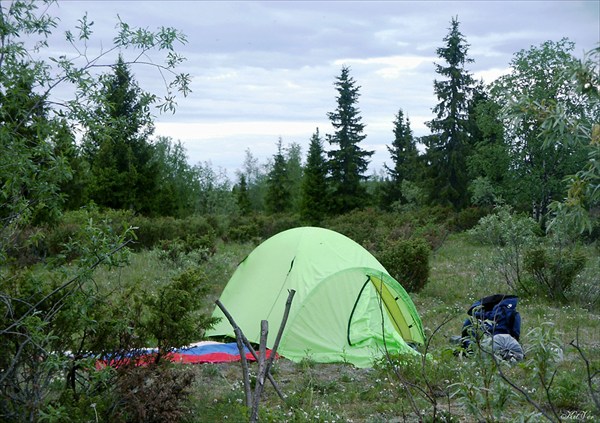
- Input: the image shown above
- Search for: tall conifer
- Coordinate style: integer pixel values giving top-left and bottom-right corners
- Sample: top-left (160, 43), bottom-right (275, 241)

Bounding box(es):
top-left (326, 66), bottom-right (373, 213)
top-left (300, 129), bottom-right (328, 224)
top-left (265, 138), bottom-right (291, 214)
top-left (83, 55), bottom-right (157, 214)
top-left (384, 109), bottom-right (418, 206)
top-left (425, 17), bottom-right (474, 209)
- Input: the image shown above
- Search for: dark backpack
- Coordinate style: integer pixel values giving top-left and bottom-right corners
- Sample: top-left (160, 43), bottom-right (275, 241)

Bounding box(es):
top-left (461, 294), bottom-right (521, 344)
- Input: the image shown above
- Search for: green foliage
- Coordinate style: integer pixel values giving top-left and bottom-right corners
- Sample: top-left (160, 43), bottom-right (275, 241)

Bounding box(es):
top-left (131, 214), bottom-right (218, 251)
top-left (83, 56), bottom-right (159, 215)
top-left (323, 208), bottom-right (386, 249)
top-left (326, 66), bottom-right (374, 213)
top-left (376, 238), bottom-right (431, 292)
top-left (469, 176), bottom-right (498, 208)
top-left (542, 46), bottom-right (600, 234)
top-left (383, 109), bottom-right (420, 208)
top-left (234, 172), bottom-right (252, 215)
top-left (141, 268), bottom-right (218, 360)
top-left (152, 137), bottom-right (236, 218)
top-left (450, 206), bottom-right (489, 232)
top-left (425, 17), bottom-right (475, 210)
top-left (397, 179), bottom-right (428, 211)
top-left (492, 38), bottom-right (589, 221)
top-left (466, 90), bottom-right (510, 206)
top-left (468, 205), bottom-right (540, 294)
top-left (524, 245), bottom-right (587, 301)
top-left (238, 148), bottom-right (268, 212)
top-left (451, 350), bottom-right (518, 421)
top-left (300, 129), bottom-right (329, 225)
top-left (285, 141), bottom-right (304, 213)
top-left (194, 161), bottom-right (236, 216)
top-left (265, 138), bottom-right (291, 214)
top-left (224, 212), bottom-right (303, 243)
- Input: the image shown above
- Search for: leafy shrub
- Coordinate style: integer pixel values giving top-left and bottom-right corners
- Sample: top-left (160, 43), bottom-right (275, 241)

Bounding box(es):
top-left (225, 214), bottom-right (262, 243)
top-left (450, 207), bottom-right (489, 232)
top-left (469, 176), bottom-right (498, 207)
top-left (524, 246), bottom-right (587, 301)
top-left (324, 208), bottom-right (385, 247)
top-left (468, 205), bottom-right (540, 294)
top-left (257, 213), bottom-right (303, 239)
top-left (377, 238), bottom-right (430, 292)
top-left (412, 222), bottom-right (449, 251)
top-left (567, 253), bottom-right (600, 311)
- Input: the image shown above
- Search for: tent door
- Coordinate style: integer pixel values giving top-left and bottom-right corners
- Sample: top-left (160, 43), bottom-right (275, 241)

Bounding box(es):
top-left (347, 276), bottom-right (411, 346)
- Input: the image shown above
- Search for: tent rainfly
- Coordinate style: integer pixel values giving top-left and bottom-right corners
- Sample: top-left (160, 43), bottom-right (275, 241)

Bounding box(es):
top-left (207, 227), bottom-right (425, 368)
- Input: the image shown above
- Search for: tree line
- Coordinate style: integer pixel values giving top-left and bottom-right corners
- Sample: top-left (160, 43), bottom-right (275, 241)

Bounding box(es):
top-left (2, 3), bottom-right (599, 235)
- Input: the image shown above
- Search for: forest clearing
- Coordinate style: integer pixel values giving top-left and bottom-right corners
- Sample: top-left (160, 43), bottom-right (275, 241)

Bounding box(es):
top-left (1, 1), bottom-right (598, 421)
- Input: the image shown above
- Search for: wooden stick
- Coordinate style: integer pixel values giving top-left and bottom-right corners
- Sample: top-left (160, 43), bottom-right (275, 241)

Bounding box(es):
top-left (215, 299), bottom-right (286, 402)
top-left (250, 320), bottom-right (269, 422)
top-left (233, 326), bottom-right (252, 408)
top-left (264, 290), bottom-right (296, 378)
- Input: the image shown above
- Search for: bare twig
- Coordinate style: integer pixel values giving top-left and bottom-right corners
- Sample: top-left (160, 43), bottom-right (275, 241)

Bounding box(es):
top-left (252, 289), bottom-right (296, 422)
top-left (233, 326), bottom-right (252, 408)
top-left (250, 320), bottom-right (269, 422)
top-left (570, 328), bottom-right (600, 412)
top-left (215, 299), bottom-right (286, 402)
top-left (1, 238), bottom-right (133, 336)
top-left (485, 346), bottom-right (557, 422)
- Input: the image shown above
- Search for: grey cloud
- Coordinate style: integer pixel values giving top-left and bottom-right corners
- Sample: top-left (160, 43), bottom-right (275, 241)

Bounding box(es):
top-left (45, 0), bottom-right (600, 174)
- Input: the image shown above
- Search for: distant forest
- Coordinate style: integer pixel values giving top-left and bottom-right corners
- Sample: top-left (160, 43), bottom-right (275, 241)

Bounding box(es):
top-left (2, 4), bottom-right (598, 229)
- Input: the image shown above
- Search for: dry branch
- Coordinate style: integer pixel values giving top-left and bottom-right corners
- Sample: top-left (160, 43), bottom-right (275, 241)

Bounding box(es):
top-left (215, 299), bottom-right (286, 401)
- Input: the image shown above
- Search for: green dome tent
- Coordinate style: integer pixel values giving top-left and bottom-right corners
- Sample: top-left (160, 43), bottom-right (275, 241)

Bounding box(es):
top-left (207, 227), bottom-right (424, 368)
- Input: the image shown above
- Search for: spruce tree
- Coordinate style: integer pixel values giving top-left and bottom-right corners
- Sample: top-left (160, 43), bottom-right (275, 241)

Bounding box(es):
top-left (300, 128), bottom-right (329, 224)
top-left (265, 138), bottom-right (291, 214)
top-left (425, 17), bottom-right (475, 209)
top-left (326, 66), bottom-right (374, 213)
top-left (235, 173), bottom-right (252, 215)
top-left (285, 142), bottom-right (304, 212)
top-left (384, 109), bottom-right (418, 207)
top-left (83, 55), bottom-right (157, 214)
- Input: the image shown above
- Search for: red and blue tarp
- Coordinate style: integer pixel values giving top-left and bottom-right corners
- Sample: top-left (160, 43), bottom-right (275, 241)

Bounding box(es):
top-left (96, 341), bottom-right (276, 368)
top-left (169, 341), bottom-right (276, 364)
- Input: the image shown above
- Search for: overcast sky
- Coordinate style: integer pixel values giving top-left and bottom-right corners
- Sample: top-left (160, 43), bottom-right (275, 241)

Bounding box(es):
top-left (47, 1), bottom-right (599, 177)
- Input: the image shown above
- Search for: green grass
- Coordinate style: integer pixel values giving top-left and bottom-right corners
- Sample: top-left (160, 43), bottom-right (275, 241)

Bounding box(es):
top-left (91, 232), bottom-right (599, 422)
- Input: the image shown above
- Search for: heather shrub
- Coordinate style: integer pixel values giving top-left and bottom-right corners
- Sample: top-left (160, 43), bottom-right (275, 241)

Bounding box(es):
top-left (377, 238), bottom-right (430, 292)
top-left (112, 363), bottom-right (196, 423)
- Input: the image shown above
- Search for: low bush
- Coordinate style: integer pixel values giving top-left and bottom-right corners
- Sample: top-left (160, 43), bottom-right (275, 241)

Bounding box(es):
top-left (132, 215), bottom-right (216, 250)
top-left (376, 238), bottom-right (431, 292)
top-left (450, 206), bottom-right (489, 232)
top-left (112, 363), bottom-right (196, 423)
top-left (323, 208), bottom-right (386, 247)
top-left (468, 205), bottom-right (540, 294)
top-left (524, 245), bottom-right (587, 301)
